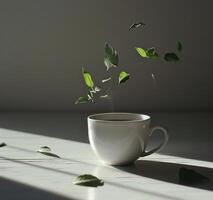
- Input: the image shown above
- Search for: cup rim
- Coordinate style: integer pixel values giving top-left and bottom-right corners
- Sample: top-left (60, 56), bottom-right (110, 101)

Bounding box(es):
top-left (87, 112), bottom-right (150, 123)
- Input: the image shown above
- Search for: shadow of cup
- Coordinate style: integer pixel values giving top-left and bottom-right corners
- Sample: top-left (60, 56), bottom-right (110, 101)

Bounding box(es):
top-left (115, 160), bottom-right (212, 191)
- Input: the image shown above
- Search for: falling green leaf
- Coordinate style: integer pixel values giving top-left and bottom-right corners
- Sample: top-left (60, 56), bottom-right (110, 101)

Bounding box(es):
top-left (75, 96), bottom-right (90, 104)
top-left (37, 146), bottom-right (60, 158)
top-left (73, 174), bottom-right (104, 187)
top-left (135, 47), bottom-right (148, 58)
top-left (136, 47), bottom-right (159, 59)
top-left (164, 53), bottom-right (179, 62)
top-left (0, 142), bottom-right (6, 148)
top-left (82, 68), bottom-right (94, 89)
top-left (119, 71), bottom-right (130, 84)
top-left (104, 43), bottom-right (119, 70)
top-left (177, 41), bottom-right (183, 52)
top-left (146, 47), bottom-right (159, 58)
top-left (179, 167), bottom-right (209, 185)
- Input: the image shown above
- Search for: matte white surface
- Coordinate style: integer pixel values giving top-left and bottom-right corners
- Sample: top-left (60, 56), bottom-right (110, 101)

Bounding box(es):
top-left (0, 112), bottom-right (213, 200)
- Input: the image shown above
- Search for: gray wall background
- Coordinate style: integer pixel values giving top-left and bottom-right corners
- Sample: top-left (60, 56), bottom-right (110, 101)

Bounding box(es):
top-left (0, 0), bottom-right (212, 112)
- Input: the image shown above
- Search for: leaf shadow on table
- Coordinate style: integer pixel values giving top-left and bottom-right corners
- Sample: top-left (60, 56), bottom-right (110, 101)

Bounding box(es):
top-left (0, 176), bottom-right (75, 200)
top-left (116, 160), bottom-right (213, 191)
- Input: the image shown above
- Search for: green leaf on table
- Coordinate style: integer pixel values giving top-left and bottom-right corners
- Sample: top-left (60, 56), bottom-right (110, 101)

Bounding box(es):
top-left (104, 43), bottom-right (119, 70)
top-left (164, 52), bottom-right (179, 62)
top-left (75, 96), bottom-right (90, 104)
top-left (39, 146), bottom-right (51, 152)
top-left (135, 47), bottom-right (148, 58)
top-left (0, 142), bottom-right (6, 148)
top-left (179, 167), bottom-right (209, 185)
top-left (102, 77), bottom-right (112, 83)
top-left (37, 146), bottom-right (60, 158)
top-left (146, 47), bottom-right (159, 58)
top-left (119, 71), bottom-right (130, 84)
top-left (82, 68), bottom-right (94, 89)
top-left (177, 41), bottom-right (183, 52)
top-left (129, 22), bottom-right (145, 31)
top-left (73, 174), bottom-right (104, 187)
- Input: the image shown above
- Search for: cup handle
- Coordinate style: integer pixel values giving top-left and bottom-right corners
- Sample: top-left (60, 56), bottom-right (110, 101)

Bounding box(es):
top-left (140, 126), bottom-right (169, 157)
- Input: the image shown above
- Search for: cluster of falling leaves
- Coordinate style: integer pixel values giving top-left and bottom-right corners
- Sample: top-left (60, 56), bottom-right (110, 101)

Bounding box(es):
top-left (75, 22), bottom-right (183, 104)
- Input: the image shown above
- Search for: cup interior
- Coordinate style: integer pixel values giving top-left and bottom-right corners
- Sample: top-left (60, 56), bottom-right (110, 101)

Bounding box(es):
top-left (88, 112), bottom-right (150, 122)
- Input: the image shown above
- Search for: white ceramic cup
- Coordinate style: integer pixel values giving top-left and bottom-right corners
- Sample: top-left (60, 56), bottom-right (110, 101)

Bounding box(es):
top-left (88, 112), bottom-right (168, 166)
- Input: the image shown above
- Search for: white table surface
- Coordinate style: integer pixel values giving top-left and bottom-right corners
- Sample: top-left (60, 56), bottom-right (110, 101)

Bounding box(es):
top-left (0, 112), bottom-right (212, 200)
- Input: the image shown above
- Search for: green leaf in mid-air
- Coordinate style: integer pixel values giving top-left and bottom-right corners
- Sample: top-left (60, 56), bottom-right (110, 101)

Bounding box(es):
top-left (0, 142), bottom-right (6, 148)
top-left (119, 71), bottom-right (130, 84)
top-left (177, 41), bottom-right (183, 52)
top-left (75, 96), bottom-right (90, 104)
top-left (146, 47), bottom-right (159, 58)
top-left (164, 53), bottom-right (179, 62)
top-left (104, 43), bottom-right (119, 70)
top-left (82, 68), bottom-right (94, 89)
top-left (136, 47), bottom-right (159, 59)
top-left (135, 47), bottom-right (148, 58)
top-left (37, 146), bottom-right (60, 158)
top-left (73, 174), bottom-right (104, 187)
